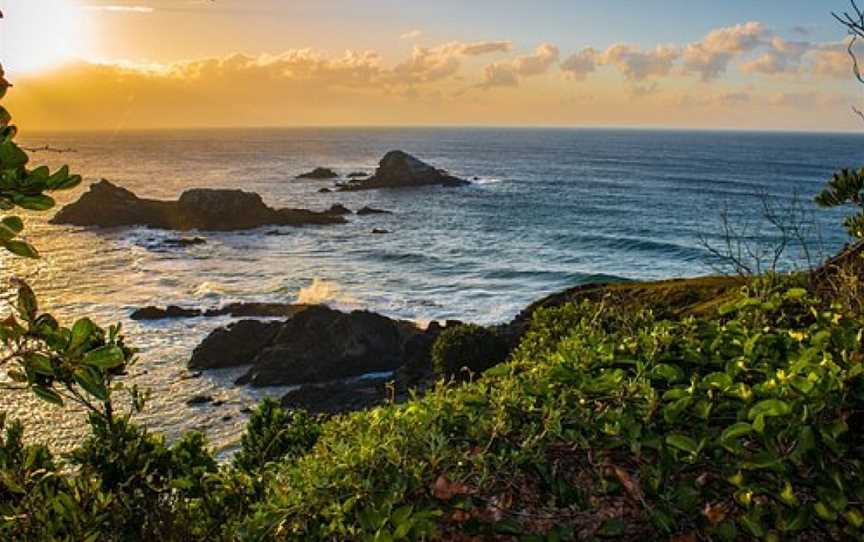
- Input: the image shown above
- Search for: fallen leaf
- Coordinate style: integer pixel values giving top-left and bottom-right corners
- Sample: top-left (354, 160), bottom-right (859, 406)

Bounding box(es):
top-left (703, 501), bottom-right (728, 525)
top-left (608, 466), bottom-right (643, 503)
top-left (432, 475), bottom-right (473, 501)
top-left (670, 533), bottom-right (698, 542)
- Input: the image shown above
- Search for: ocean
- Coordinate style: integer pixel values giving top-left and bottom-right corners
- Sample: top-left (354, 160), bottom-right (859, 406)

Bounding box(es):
top-left (2, 127), bottom-right (860, 455)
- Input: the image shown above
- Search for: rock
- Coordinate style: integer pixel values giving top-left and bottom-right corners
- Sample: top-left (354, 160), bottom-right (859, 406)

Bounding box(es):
top-left (189, 320), bottom-right (282, 370)
top-left (51, 180), bottom-right (347, 231)
top-left (338, 151), bottom-right (469, 191)
top-left (324, 204), bottom-right (352, 216)
top-left (297, 167), bottom-right (338, 179)
top-left (346, 172), bottom-right (370, 178)
top-left (161, 237), bottom-right (207, 248)
top-left (186, 394), bottom-right (214, 406)
top-left (371, 229), bottom-right (390, 235)
top-left (318, 188), bottom-right (332, 193)
top-left (234, 306), bottom-right (418, 387)
top-left (281, 378), bottom-right (389, 416)
top-left (356, 206), bottom-right (392, 216)
top-left (131, 305), bottom-right (202, 321)
top-left (204, 303), bottom-right (310, 319)
top-left (130, 302), bottom-right (308, 320)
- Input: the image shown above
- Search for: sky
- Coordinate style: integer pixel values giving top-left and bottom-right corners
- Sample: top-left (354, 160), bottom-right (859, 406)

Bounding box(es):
top-left (0, 0), bottom-right (862, 131)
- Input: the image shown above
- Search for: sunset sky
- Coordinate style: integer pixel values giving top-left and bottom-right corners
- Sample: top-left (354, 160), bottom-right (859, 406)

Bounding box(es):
top-left (0, 0), bottom-right (862, 131)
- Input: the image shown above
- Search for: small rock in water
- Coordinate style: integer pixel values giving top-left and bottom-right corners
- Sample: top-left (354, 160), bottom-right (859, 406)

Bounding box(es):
top-left (357, 206), bottom-right (392, 215)
top-left (372, 228), bottom-right (390, 234)
top-left (325, 203), bottom-right (352, 216)
top-left (297, 167), bottom-right (338, 179)
top-left (346, 171), bottom-right (369, 178)
top-left (131, 305), bottom-right (202, 321)
top-left (318, 187), bottom-right (332, 193)
top-left (162, 237), bottom-right (207, 248)
top-left (186, 394), bottom-right (214, 406)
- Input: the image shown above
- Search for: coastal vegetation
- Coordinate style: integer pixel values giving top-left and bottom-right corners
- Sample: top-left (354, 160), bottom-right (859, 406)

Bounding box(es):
top-left (4, 8), bottom-right (864, 542)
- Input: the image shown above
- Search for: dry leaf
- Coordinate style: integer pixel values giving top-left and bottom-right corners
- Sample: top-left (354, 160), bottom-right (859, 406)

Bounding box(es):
top-left (432, 475), bottom-right (473, 501)
top-left (670, 533), bottom-right (698, 542)
top-left (703, 501), bottom-right (728, 525)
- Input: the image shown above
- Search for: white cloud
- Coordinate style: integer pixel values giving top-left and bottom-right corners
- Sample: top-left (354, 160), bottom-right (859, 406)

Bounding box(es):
top-left (400, 30), bottom-right (423, 40)
top-left (682, 22), bottom-right (768, 80)
top-left (560, 48), bottom-right (597, 80)
top-left (600, 43), bottom-right (679, 80)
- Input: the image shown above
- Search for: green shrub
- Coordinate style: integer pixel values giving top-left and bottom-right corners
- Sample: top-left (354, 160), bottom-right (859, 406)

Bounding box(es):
top-left (431, 323), bottom-right (509, 378)
top-left (233, 399), bottom-right (321, 473)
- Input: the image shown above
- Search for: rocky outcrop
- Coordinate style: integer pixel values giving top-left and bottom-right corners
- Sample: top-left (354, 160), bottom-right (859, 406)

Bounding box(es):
top-left (187, 305), bottom-right (456, 388)
top-left (51, 180), bottom-right (347, 231)
top-left (297, 167), bottom-right (338, 179)
top-left (189, 320), bottom-right (282, 370)
top-left (346, 172), bottom-right (369, 178)
top-left (338, 151), bottom-right (469, 191)
top-left (132, 302), bottom-right (309, 321)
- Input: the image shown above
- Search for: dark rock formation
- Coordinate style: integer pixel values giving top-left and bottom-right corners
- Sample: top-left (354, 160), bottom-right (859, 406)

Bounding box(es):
top-left (297, 167), bottom-right (338, 179)
top-left (131, 305), bottom-right (203, 321)
top-left (51, 180), bottom-right (346, 231)
top-left (235, 306), bottom-right (418, 387)
top-left (371, 229), bottom-right (390, 235)
top-left (346, 172), bottom-right (370, 178)
top-left (132, 302), bottom-right (309, 321)
top-left (357, 206), bottom-right (392, 216)
top-left (324, 204), bottom-right (352, 216)
top-left (337, 151), bottom-right (469, 191)
top-left (189, 320), bottom-right (282, 370)
top-left (189, 305), bottom-right (437, 387)
top-left (318, 188), bottom-right (332, 193)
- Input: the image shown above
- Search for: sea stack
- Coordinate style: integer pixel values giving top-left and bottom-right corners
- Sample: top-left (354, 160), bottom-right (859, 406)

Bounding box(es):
top-left (338, 151), bottom-right (469, 191)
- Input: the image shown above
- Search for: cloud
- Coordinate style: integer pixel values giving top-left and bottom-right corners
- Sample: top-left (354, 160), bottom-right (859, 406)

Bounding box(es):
top-left (682, 22), bottom-right (768, 80)
top-left (767, 91), bottom-right (846, 108)
top-left (741, 37), bottom-right (811, 75)
top-left (400, 29), bottom-right (423, 40)
top-left (392, 41), bottom-right (511, 84)
top-left (478, 43), bottom-right (559, 89)
top-left (600, 43), bottom-right (679, 80)
top-left (82, 4), bottom-right (154, 13)
top-left (810, 44), bottom-right (852, 79)
top-left (560, 48), bottom-right (597, 80)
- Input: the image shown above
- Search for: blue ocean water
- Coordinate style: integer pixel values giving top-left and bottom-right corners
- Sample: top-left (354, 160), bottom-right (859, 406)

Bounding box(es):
top-left (3, 127), bottom-right (860, 451)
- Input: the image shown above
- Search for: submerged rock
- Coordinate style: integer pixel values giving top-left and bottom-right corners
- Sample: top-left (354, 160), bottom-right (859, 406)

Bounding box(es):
top-left (186, 394), bottom-right (214, 406)
top-left (51, 180), bottom-right (347, 231)
top-left (357, 206), bottom-right (392, 215)
top-left (371, 229), bottom-right (390, 235)
top-left (346, 172), bottom-right (370, 178)
top-left (160, 237), bottom-right (207, 248)
top-left (338, 151), bottom-right (469, 191)
top-left (318, 188), bottom-right (332, 193)
top-left (297, 167), bottom-right (338, 179)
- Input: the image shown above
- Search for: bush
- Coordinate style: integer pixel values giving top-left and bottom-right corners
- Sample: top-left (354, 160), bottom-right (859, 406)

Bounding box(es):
top-left (431, 323), bottom-right (509, 378)
top-left (232, 399), bottom-right (321, 472)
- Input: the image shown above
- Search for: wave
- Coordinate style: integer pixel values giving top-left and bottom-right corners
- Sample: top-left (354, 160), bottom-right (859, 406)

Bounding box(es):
top-left (296, 278), bottom-right (360, 308)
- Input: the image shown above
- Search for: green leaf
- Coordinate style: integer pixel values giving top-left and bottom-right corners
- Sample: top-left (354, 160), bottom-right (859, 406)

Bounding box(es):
top-left (0, 141), bottom-right (28, 168)
top-left (33, 385), bottom-right (63, 406)
top-left (720, 422), bottom-right (752, 453)
top-left (666, 433), bottom-right (700, 454)
top-left (2, 215), bottom-right (23, 233)
top-left (24, 353), bottom-right (53, 376)
top-left (748, 399), bottom-right (791, 420)
top-left (73, 367), bottom-right (108, 401)
top-left (16, 280), bottom-right (37, 321)
top-left (3, 239), bottom-right (39, 258)
top-left (12, 194), bottom-right (55, 211)
top-left (69, 318), bottom-right (97, 352)
top-left (82, 345), bottom-right (125, 370)
top-left (702, 372), bottom-right (733, 389)
top-left (785, 288), bottom-right (807, 300)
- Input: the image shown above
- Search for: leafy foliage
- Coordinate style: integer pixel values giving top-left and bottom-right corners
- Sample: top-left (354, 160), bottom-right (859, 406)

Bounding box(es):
top-left (431, 323), bottom-right (509, 379)
top-left (816, 167), bottom-right (864, 238)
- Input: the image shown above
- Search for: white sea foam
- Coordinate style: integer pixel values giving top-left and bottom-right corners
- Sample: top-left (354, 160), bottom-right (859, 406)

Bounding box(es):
top-left (296, 278), bottom-right (360, 308)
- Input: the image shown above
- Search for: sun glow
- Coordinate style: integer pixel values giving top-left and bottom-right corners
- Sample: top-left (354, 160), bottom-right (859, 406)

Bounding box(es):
top-left (0, 0), bottom-right (91, 75)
